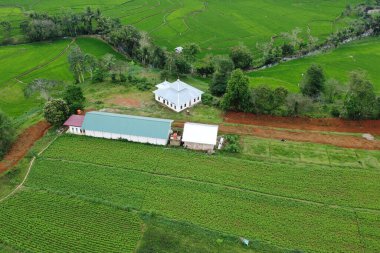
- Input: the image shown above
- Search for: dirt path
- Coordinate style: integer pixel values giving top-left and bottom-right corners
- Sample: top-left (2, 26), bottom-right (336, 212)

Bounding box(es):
top-left (224, 112), bottom-right (380, 135)
top-left (174, 121), bottom-right (380, 150)
top-left (0, 121), bottom-right (50, 174)
top-left (220, 124), bottom-right (380, 150)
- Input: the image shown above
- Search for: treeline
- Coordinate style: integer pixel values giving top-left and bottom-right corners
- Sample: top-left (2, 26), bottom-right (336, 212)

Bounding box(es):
top-left (216, 66), bottom-right (380, 120)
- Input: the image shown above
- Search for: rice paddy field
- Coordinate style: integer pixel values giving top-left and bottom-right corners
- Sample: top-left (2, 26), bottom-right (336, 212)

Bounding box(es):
top-left (0, 0), bottom-right (362, 53)
top-left (0, 134), bottom-right (379, 252)
top-left (249, 37), bottom-right (380, 93)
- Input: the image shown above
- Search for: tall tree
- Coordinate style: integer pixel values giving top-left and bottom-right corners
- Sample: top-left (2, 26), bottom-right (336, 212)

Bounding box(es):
top-left (43, 99), bottom-right (70, 127)
top-left (301, 64), bottom-right (326, 99)
top-left (221, 69), bottom-right (251, 111)
top-left (63, 85), bottom-right (86, 114)
top-left (0, 111), bottom-right (15, 159)
top-left (0, 21), bottom-right (12, 43)
top-left (209, 55), bottom-right (234, 96)
top-left (24, 79), bottom-right (61, 100)
top-left (68, 45), bottom-right (86, 83)
top-left (183, 43), bottom-right (201, 62)
top-left (343, 71), bottom-right (377, 120)
top-left (229, 44), bottom-right (253, 70)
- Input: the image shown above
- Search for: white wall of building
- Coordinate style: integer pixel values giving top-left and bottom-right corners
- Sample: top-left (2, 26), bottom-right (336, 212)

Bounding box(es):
top-left (155, 95), bottom-right (202, 112)
top-left (85, 130), bottom-right (168, 146)
top-left (68, 126), bottom-right (85, 135)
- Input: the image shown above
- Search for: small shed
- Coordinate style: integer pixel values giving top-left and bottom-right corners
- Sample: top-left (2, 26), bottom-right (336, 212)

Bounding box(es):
top-left (182, 122), bottom-right (219, 151)
top-left (63, 115), bottom-right (85, 135)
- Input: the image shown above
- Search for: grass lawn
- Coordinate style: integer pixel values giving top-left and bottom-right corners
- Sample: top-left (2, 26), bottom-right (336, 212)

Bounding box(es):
top-left (241, 135), bottom-right (380, 169)
top-left (249, 37), bottom-right (380, 93)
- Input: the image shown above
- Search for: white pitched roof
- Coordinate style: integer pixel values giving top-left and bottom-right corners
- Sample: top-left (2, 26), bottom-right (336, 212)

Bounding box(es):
top-left (153, 79), bottom-right (204, 108)
top-left (182, 122), bottom-right (219, 145)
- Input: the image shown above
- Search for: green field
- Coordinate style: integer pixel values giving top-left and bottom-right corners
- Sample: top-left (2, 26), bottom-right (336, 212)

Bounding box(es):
top-left (0, 134), bottom-right (378, 252)
top-left (249, 37), bottom-right (380, 93)
top-left (0, 0), bottom-right (362, 53)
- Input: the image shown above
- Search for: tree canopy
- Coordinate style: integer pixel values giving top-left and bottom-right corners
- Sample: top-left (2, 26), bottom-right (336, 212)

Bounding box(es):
top-left (343, 71), bottom-right (377, 119)
top-left (63, 85), bottom-right (86, 114)
top-left (301, 64), bottom-right (326, 99)
top-left (221, 69), bottom-right (251, 111)
top-left (0, 112), bottom-right (15, 160)
top-left (43, 99), bottom-right (70, 127)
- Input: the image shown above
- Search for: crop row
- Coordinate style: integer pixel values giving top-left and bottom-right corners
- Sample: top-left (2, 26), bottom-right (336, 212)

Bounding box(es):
top-left (42, 135), bottom-right (380, 209)
top-left (0, 189), bottom-right (142, 253)
top-left (25, 159), bottom-right (378, 252)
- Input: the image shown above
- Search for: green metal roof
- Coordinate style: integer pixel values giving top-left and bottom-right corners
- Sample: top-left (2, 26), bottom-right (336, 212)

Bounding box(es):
top-left (82, 112), bottom-right (173, 140)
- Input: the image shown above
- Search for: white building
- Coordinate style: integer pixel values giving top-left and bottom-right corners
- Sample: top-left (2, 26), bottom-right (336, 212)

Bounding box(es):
top-left (182, 122), bottom-right (219, 151)
top-left (63, 115), bottom-right (85, 135)
top-left (65, 112), bottom-right (173, 146)
top-left (175, 46), bottom-right (183, 53)
top-left (153, 79), bottom-right (204, 112)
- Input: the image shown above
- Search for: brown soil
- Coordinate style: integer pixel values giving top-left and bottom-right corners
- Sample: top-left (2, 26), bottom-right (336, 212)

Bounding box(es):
top-left (0, 121), bottom-right (50, 174)
top-left (224, 112), bottom-right (380, 135)
top-left (173, 121), bottom-right (380, 150)
top-left (109, 96), bottom-right (142, 108)
top-left (220, 124), bottom-right (380, 150)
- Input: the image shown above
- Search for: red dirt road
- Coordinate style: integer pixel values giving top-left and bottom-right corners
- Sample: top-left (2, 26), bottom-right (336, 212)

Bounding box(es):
top-left (224, 112), bottom-right (380, 135)
top-left (174, 119), bottom-right (380, 150)
top-left (0, 121), bottom-right (50, 174)
top-left (220, 124), bottom-right (380, 150)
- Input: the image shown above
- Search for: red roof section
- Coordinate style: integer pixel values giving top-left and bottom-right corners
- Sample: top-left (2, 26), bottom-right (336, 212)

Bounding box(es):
top-left (63, 115), bottom-right (85, 127)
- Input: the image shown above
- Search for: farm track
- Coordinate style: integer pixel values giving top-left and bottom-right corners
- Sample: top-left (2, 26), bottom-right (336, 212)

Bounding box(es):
top-left (224, 112), bottom-right (380, 135)
top-left (42, 157), bottom-right (380, 215)
top-left (173, 121), bottom-right (380, 150)
top-left (0, 132), bottom-right (60, 203)
top-left (0, 121), bottom-right (50, 174)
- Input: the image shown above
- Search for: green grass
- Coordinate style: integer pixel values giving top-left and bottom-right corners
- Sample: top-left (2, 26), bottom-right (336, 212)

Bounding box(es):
top-left (1, 0), bottom-right (362, 54)
top-left (15, 134), bottom-right (379, 252)
top-left (0, 37), bottom-right (126, 130)
top-left (39, 135), bottom-right (380, 210)
top-left (0, 189), bottom-right (143, 253)
top-left (249, 37), bottom-right (380, 93)
top-left (241, 135), bottom-right (380, 169)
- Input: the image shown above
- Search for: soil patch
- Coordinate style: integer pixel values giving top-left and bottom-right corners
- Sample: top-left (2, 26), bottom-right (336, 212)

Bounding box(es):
top-left (173, 122), bottom-right (380, 150)
top-left (0, 121), bottom-right (50, 174)
top-left (224, 112), bottom-right (380, 135)
top-left (109, 96), bottom-right (142, 108)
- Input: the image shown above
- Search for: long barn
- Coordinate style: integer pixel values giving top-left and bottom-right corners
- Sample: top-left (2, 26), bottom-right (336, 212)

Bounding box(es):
top-left (66, 112), bottom-right (173, 146)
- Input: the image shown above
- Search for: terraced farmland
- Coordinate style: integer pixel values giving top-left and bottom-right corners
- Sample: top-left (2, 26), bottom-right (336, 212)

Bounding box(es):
top-left (249, 37), bottom-right (380, 92)
top-left (1, 0), bottom-right (362, 53)
top-left (5, 134), bottom-right (376, 252)
top-left (0, 189), bottom-right (142, 253)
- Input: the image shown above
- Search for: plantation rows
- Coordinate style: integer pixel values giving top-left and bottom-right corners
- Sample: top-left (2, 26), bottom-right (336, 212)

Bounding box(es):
top-left (26, 158), bottom-right (373, 252)
top-left (0, 190), bottom-right (142, 253)
top-left (42, 135), bottom-right (380, 210)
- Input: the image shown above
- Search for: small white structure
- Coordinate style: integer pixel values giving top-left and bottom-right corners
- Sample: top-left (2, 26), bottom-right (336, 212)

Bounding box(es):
top-left (153, 79), bottom-right (204, 112)
top-left (175, 46), bottom-right (183, 53)
top-left (182, 122), bottom-right (219, 151)
top-left (63, 115), bottom-right (85, 135)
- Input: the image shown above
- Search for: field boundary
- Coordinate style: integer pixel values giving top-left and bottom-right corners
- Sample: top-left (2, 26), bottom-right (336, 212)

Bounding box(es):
top-left (42, 157), bottom-right (380, 215)
top-left (0, 133), bottom-right (61, 203)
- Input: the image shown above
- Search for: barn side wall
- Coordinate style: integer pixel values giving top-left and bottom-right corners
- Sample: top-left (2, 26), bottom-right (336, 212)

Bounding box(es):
top-left (84, 130), bottom-right (168, 146)
top-left (184, 142), bottom-right (214, 151)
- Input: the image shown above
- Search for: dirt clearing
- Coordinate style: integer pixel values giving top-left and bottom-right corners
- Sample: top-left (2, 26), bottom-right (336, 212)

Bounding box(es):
top-left (108, 96), bottom-right (142, 108)
top-left (0, 121), bottom-right (50, 174)
top-left (224, 112), bottom-right (380, 135)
